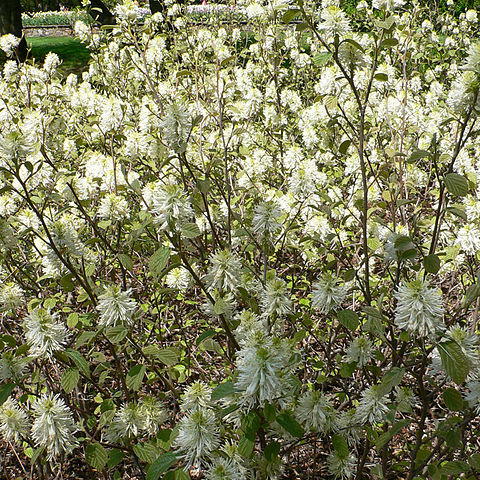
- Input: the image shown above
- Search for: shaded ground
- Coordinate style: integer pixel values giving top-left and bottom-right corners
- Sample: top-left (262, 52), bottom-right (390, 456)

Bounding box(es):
top-left (27, 36), bottom-right (90, 76)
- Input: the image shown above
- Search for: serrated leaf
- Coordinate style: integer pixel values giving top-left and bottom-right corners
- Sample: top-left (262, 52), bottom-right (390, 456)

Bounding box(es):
top-left (332, 434), bottom-right (349, 459)
top-left (282, 8), bottom-right (301, 23)
top-left (126, 364), bottom-right (146, 391)
top-left (118, 253), bottom-right (133, 271)
top-left (375, 419), bottom-right (411, 450)
top-left (86, 442), bottom-right (108, 471)
top-left (377, 367), bottom-right (405, 397)
top-left (211, 381), bottom-right (235, 401)
top-left (338, 310), bottom-right (359, 330)
top-left (61, 368), bottom-right (79, 394)
top-left (423, 254), bottom-right (441, 274)
top-left (133, 442), bottom-right (159, 463)
top-left (276, 412), bottom-right (304, 438)
top-left (238, 436), bottom-right (255, 457)
top-left (156, 347), bottom-right (179, 366)
top-left (438, 340), bottom-right (470, 385)
top-left (313, 51), bottom-right (333, 66)
top-left (0, 382), bottom-right (15, 406)
top-left (442, 387), bottom-right (463, 411)
top-left (181, 222), bottom-right (201, 239)
top-left (469, 453), bottom-right (480, 470)
top-left (65, 349), bottom-right (90, 378)
top-left (108, 449), bottom-right (124, 468)
top-left (464, 284), bottom-right (480, 308)
top-left (440, 460), bottom-right (470, 475)
top-left (105, 325), bottom-right (128, 344)
top-left (146, 452), bottom-right (177, 480)
top-left (444, 173), bottom-right (469, 197)
top-left (196, 330), bottom-right (216, 345)
top-left (149, 247), bottom-right (170, 277)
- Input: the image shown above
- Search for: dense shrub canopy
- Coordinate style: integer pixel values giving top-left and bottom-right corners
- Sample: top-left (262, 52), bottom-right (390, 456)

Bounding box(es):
top-left (1, 0), bottom-right (480, 479)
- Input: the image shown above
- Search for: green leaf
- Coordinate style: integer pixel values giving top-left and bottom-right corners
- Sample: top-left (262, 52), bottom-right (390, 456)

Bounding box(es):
top-left (381, 37), bottom-right (399, 48)
top-left (61, 368), bottom-right (79, 394)
top-left (276, 412), bottom-right (304, 438)
top-left (442, 387), bottom-right (463, 411)
top-left (332, 434), bottom-right (349, 459)
top-left (146, 452), bottom-right (177, 480)
top-left (265, 442), bottom-right (280, 461)
top-left (469, 453), bottom-right (480, 470)
top-left (238, 436), bottom-right (255, 458)
top-left (440, 460), bottom-right (470, 475)
top-left (59, 274), bottom-right (75, 292)
top-left (338, 310), bottom-right (359, 331)
top-left (375, 419), bottom-right (411, 450)
top-left (86, 442), bottom-right (108, 471)
top-left (65, 349), bottom-right (90, 378)
top-left (105, 325), bottom-right (128, 344)
top-left (464, 284), bottom-right (480, 308)
top-left (196, 330), bottom-right (216, 345)
top-left (444, 173), bottom-right (469, 197)
top-left (438, 340), bottom-right (470, 385)
top-left (423, 254), bottom-right (441, 274)
top-left (313, 51), bottom-right (333, 66)
top-left (408, 150), bottom-right (430, 163)
top-left (133, 442), bottom-right (160, 463)
top-left (377, 367), bottom-right (405, 397)
top-left (211, 381), bottom-right (235, 401)
top-left (155, 347), bottom-right (179, 366)
top-left (118, 253), bottom-right (134, 271)
top-left (0, 382), bottom-right (15, 406)
top-left (107, 449), bottom-right (124, 468)
top-left (126, 364), bottom-right (146, 391)
top-left (374, 72), bottom-right (388, 81)
top-left (282, 8), bottom-right (301, 22)
top-left (180, 222), bottom-right (201, 239)
top-left (149, 247), bottom-right (170, 277)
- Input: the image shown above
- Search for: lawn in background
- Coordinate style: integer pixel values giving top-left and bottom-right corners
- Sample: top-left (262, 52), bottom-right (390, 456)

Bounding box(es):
top-left (27, 36), bottom-right (90, 76)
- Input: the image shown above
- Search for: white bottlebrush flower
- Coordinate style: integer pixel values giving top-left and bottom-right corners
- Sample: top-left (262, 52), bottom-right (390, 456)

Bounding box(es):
top-left (447, 71), bottom-right (480, 114)
top-left (0, 218), bottom-right (16, 250)
top-left (235, 334), bottom-right (295, 409)
top-left (259, 277), bottom-right (292, 318)
top-left (0, 282), bottom-right (24, 310)
top-left (394, 280), bottom-right (444, 337)
top-left (165, 266), bottom-right (192, 291)
top-left (455, 224), bottom-right (480, 255)
top-left (0, 34), bottom-right (20, 57)
top-left (326, 451), bottom-right (356, 480)
top-left (205, 250), bottom-right (243, 292)
top-left (345, 336), bottom-right (374, 367)
top-left (205, 457), bottom-right (243, 480)
top-left (175, 409), bottom-right (220, 466)
top-left (295, 390), bottom-right (336, 434)
top-left (151, 183), bottom-right (193, 230)
top-left (181, 381), bottom-right (213, 412)
top-left (318, 6), bottom-right (351, 38)
top-left (0, 398), bottom-right (29, 442)
top-left (252, 202), bottom-right (282, 239)
top-left (336, 409), bottom-right (363, 446)
top-left (312, 273), bottom-right (347, 314)
top-left (465, 381), bottom-right (480, 413)
top-left (97, 285), bottom-right (137, 328)
top-left (97, 193), bottom-right (129, 221)
top-left (32, 393), bottom-right (79, 459)
top-left (105, 402), bottom-right (147, 442)
top-left (355, 385), bottom-right (390, 425)
top-left (161, 103), bottom-right (191, 153)
top-left (0, 354), bottom-right (29, 382)
top-left (43, 52), bottom-right (60, 74)
top-left (23, 308), bottom-right (69, 358)
top-left (140, 397), bottom-right (168, 436)
top-left (234, 310), bottom-right (267, 344)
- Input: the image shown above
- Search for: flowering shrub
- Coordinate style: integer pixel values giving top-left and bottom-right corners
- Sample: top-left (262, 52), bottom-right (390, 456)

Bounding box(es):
top-left (2, 0), bottom-right (480, 478)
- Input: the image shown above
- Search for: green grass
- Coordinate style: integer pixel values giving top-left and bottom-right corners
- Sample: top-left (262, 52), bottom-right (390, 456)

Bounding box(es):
top-left (27, 36), bottom-right (90, 77)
